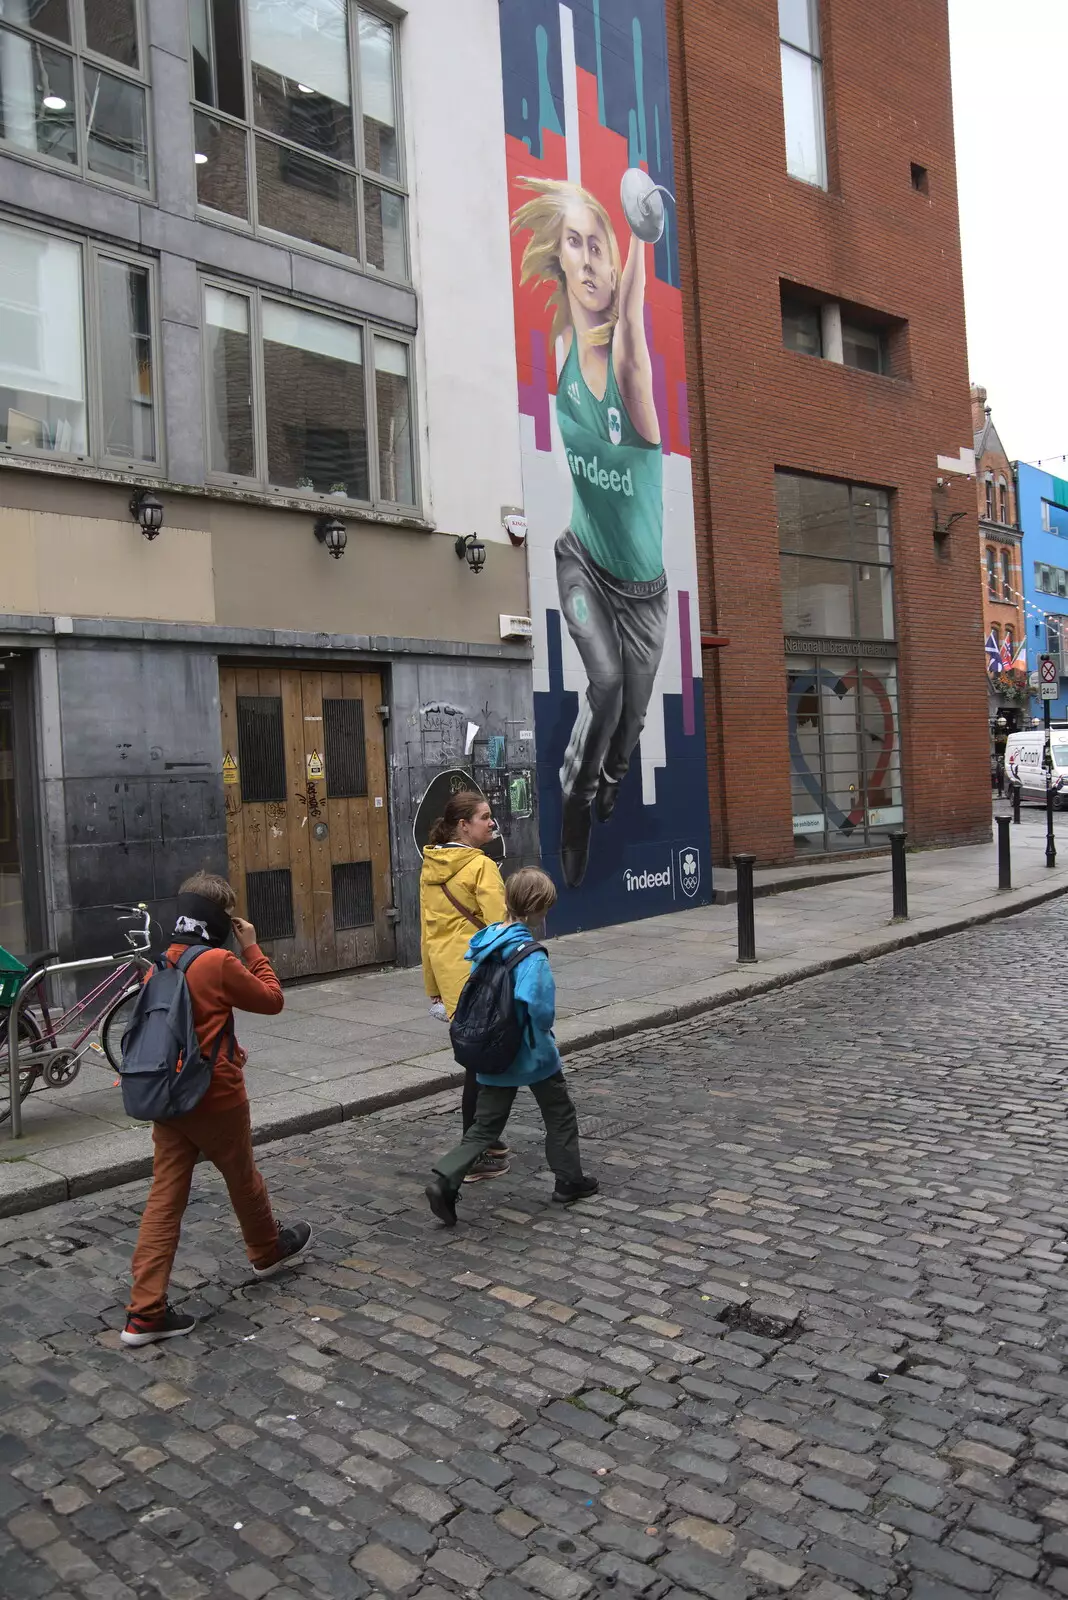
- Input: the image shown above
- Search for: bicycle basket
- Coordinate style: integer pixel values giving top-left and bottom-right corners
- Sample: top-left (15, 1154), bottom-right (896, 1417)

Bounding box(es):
top-left (0, 946), bottom-right (27, 1009)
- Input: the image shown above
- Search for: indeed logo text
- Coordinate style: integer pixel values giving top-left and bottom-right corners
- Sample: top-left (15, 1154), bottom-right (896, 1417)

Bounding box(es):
top-left (567, 451), bottom-right (634, 497)
top-left (625, 868), bottom-right (671, 892)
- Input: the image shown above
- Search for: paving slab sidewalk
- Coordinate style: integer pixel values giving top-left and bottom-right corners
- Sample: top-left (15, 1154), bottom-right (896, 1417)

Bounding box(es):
top-left (0, 801), bottom-right (1059, 1217)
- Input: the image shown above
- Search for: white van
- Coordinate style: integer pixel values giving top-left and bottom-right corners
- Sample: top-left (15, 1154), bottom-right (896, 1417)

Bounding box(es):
top-left (1005, 727), bottom-right (1068, 805)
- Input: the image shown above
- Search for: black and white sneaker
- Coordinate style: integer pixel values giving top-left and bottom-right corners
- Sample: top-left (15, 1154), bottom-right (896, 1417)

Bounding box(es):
top-left (252, 1221), bottom-right (313, 1280)
top-left (121, 1304), bottom-right (197, 1346)
top-left (552, 1175), bottom-right (599, 1205)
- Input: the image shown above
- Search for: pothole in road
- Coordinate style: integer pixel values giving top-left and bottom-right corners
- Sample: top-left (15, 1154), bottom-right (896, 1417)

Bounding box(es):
top-left (718, 1299), bottom-right (805, 1342)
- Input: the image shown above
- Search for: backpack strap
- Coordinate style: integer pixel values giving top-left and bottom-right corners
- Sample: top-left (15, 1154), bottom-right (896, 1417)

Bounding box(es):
top-left (174, 944), bottom-right (213, 973)
top-left (172, 944), bottom-right (234, 1067)
top-left (503, 941), bottom-right (546, 971)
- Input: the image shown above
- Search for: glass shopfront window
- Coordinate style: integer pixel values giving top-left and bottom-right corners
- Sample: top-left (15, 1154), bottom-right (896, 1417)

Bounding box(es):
top-left (779, 471), bottom-right (902, 853)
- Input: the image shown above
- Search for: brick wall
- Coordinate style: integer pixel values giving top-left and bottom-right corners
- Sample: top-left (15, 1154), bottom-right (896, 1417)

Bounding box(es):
top-left (668, 0), bottom-right (989, 863)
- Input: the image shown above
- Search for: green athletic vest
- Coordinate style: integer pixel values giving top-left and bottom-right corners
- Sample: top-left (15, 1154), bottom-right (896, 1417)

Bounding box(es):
top-left (555, 337), bottom-right (664, 584)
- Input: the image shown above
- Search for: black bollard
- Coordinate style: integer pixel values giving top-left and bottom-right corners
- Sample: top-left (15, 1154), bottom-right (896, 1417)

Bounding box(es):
top-left (733, 853), bottom-right (756, 964)
top-left (1012, 781), bottom-right (1022, 825)
top-left (997, 814), bottom-right (1012, 890)
top-left (890, 831), bottom-right (908, 920)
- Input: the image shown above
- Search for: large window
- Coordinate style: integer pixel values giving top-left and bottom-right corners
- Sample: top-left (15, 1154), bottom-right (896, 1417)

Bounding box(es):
top-left (780, 473), bottom-right (901, 853)
top-left (203, 280), bottom-right (415, 508)
top-left (1036, 560), bottom-right (1068, 599)
top-left (787, 652), bottom-right (902, 854)
top-left (841, 320), bottom-right (887, 375)
top-left (0, 0), bottom-right (150, 191)
top-left (779, 0), bottom-right (826, 189)
top-left (1001, 548), bottom-right (1012, 602)
top-left (986, 546), bottom-right (997, 599)
top-left (778, 473), bottom-right (894, 643)
top-left (189, 0), bottom-right (406, 278)
top-left (0, 215), bottom-right (158, 466)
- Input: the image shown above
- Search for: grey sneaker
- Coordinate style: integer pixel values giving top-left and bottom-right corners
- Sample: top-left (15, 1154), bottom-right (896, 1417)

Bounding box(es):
top-left (463, 1152), bottom-right (510, 1184)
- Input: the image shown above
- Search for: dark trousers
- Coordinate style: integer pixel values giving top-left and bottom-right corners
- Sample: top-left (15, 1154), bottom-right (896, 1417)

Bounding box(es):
top-left (462, 1066), bottom-right (506, 1151)
top-left (555, 530), bottom-right (669, 803)
top-left (435, 1072), bottom-right (583, 1191)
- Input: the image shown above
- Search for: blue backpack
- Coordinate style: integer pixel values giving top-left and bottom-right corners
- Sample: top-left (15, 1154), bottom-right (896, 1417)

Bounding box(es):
top-left (449, 942), bottom-right (545, 1075)
top-left (118, 947), bottom-right (232, 1121)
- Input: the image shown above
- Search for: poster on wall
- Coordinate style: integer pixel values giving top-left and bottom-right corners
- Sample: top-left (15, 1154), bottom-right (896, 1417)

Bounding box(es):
top-left (500, 0), bottom-right (712, 933)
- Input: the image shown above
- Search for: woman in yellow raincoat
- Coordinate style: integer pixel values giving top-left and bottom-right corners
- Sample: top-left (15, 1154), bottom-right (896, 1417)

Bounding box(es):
top-left (420, 791), bottom-right (509, 1181)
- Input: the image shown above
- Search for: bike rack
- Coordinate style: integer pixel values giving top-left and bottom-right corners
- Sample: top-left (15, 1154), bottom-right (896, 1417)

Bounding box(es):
top-left (7, 953), bottom-right (149, 1140)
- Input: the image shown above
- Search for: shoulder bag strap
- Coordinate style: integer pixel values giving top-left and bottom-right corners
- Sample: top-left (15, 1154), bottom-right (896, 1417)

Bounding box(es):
top-left (440, 883), bottom-right (486, 931)
top-left (503, 942), bottom-right (547, 971)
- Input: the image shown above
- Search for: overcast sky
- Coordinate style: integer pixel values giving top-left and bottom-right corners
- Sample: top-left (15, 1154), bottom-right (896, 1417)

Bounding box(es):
top-left (948, 0), bottom-right (1067, 467)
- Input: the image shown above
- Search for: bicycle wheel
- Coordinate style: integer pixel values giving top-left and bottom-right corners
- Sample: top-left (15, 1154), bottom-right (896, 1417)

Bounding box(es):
top-left (0, 1009), bottom-right (42, 1126)
top-left (100, 984), bottom-right (141, 1073)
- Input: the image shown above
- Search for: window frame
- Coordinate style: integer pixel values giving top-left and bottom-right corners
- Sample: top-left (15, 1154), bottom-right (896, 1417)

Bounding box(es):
top-left (0, 0), bottom-right (153, 198)
top-left (777, 472), bottom-right (896, 644)
top-left (778, 0), bottom-right (828, 191)
top-left (1001, 548), bottom-right (1012, 602)
top-left (188, 0), bottom-right (409, 284)
top-left (986, 546), bottom-right (997, 600)
top-left (841, 319), bottom-right (888, 376)
top-left (199, 273), bottom-right (419, 513)
top-left (0, 211), bottom-right (164, 474)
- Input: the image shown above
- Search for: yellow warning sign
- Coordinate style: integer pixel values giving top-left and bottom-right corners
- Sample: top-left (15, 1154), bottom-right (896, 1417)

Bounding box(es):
top-left (306, 750), bottom-right (325, 780)
top-left (222, 752), bottom-right (239, 785)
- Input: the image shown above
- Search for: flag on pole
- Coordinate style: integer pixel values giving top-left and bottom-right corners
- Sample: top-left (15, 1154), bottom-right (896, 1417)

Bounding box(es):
top-left (1001, 637), bottom-right (1013, 670)
top-left (1012, 639), bottom-right (1027, 670)
top-left (986, 630), bottom-right (1002, 674)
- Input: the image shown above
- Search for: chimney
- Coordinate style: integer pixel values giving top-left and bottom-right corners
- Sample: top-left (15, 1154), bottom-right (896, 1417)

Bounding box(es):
top-left (970, 383), bottom-right (989, 435)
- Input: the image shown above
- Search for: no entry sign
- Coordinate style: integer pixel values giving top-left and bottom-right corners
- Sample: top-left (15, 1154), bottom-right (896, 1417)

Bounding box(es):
top-left (1040, 655), bottom-right (1059, 699)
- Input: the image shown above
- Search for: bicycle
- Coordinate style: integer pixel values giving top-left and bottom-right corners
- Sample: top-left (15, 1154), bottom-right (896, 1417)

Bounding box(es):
top-left (0, 904), bottom-right (155, 1126)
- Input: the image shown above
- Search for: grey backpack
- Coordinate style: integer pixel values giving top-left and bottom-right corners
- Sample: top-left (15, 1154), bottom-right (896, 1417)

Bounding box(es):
top-left (119, 946), bottom-right (232, 1121)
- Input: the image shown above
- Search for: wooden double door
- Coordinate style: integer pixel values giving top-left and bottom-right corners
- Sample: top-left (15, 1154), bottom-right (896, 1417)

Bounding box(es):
top-left (220, 666), bottom-right (394, 979)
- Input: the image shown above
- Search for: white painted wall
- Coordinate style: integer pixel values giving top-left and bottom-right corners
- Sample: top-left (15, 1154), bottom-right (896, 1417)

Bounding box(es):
top-left (401, 0), bottom-right (524, 549)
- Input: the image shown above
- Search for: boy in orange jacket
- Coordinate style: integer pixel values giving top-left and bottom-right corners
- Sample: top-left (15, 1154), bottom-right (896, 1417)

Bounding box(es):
top-left (121, 872), bottom-right (311, 1346)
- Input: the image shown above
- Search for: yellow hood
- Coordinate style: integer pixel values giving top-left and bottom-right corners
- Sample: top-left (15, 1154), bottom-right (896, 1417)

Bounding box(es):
top-left (420, 845), bottom-right (488, 886)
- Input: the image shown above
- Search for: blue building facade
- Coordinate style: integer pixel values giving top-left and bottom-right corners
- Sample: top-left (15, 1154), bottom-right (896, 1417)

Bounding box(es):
top-left (1017, 463), bottom-right (1068, 721)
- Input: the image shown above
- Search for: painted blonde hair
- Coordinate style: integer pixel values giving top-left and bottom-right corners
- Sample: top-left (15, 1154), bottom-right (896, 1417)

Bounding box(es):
top-left (512, 177), bottom-right (622, 349)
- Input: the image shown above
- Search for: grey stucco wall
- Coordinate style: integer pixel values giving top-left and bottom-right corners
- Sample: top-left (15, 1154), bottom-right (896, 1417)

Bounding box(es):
top-left (53, 642), bottom-right (226, 960)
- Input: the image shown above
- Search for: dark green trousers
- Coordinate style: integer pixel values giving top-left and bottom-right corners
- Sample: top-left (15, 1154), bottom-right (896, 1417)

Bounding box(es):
top-left (433, 1072), bottom-right (582, 1192)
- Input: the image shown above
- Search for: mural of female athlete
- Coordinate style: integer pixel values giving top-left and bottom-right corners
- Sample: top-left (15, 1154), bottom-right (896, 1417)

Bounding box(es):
top-left (513, 175), bottom-right (668, 888)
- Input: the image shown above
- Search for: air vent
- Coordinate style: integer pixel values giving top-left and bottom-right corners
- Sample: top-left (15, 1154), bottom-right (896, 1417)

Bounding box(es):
top-left (332, 860), bottom-right (374, 929)
top-left (246, 868), bottom-right (294, 942)
top-left (323, 697), bottom-right (367, 797)
top-left (236, 696), bottom-right (287, 802)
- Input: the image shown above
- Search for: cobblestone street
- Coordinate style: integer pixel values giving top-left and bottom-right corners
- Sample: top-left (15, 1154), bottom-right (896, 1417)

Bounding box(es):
top-left (2, 899), bottom-right (1068, 1600)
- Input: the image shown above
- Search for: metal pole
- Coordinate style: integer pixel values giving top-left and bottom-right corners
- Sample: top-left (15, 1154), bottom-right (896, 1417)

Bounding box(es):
top-left (1012, 780), bottom-right (1022, 825)
top-left (7, 979), bottom-right (26, 1141)
top-left (996, 814), bottom-right (1012, 891)
top-left (1046, 697), bottom-right (1057, 868)
top-left (890, 831), bottom-right (908, 920)
top-left (733, 854), bottom-right (756, 964)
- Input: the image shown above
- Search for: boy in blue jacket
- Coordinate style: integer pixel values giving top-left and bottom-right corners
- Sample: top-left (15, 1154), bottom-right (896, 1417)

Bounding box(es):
top-left (425, 867), bottom-right (598, 1225)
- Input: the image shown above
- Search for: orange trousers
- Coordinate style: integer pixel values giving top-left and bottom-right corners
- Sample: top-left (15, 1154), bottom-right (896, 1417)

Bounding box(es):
top-left (128, 1101), bottom-right (279, 1320)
